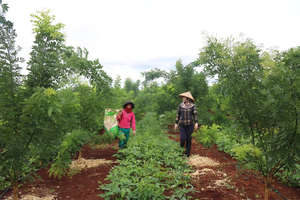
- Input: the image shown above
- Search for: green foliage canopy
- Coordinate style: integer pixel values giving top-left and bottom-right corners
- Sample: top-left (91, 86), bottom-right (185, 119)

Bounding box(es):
top-left (25, 9), bottom-right (66, 95)
top-left (199, 33), bottom-right (300, 199)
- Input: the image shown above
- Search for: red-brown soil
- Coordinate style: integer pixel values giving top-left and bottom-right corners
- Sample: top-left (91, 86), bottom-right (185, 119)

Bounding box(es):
top-left (1, 128), bottom-right (300, 200)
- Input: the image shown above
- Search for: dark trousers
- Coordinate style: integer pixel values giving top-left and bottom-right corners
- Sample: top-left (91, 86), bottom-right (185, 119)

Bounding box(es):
top-left (179, 124), bottom-right (194, 157)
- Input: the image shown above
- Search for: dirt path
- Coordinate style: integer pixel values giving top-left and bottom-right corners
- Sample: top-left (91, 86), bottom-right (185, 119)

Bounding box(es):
top-left (1, 128), bottom-right (300, 200)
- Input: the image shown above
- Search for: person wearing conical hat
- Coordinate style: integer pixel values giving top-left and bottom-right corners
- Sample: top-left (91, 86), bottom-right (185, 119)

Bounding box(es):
top-left (174, 91), bottom-right (198, 157)
top-left (116, 101), bottom-right (136, 151)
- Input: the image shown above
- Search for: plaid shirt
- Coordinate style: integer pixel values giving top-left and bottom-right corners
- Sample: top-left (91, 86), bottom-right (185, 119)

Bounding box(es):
top-left (175, 103), bottom-right (198, 126)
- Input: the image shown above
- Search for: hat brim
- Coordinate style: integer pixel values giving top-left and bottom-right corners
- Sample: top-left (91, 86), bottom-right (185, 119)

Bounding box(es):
top-left (178, 91), bottom-right (195, 102)
top-left (179, 95), bottom-right (195, 103)
top-left (123, 102), bottom-right (135, 109)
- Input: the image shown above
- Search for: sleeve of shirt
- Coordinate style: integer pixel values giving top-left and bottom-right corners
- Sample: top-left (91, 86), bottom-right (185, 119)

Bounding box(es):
top-left (193, 105), bottom-right (198, 123)
top-left (175, 105), bottom-right (181, 124)
top-left (131, 113), bottom-right (136, 130)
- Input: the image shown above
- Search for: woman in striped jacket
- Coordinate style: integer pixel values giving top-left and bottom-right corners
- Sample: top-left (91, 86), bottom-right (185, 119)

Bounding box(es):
top-left (174, 92), bottom-right (198, 157)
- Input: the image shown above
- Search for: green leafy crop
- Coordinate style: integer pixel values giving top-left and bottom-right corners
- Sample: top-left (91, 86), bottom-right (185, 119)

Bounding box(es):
top-left (99, 112), bottom-right (195, 199)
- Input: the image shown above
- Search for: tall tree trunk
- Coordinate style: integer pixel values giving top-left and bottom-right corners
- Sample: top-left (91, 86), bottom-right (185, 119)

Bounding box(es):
top-left (12, 180), bottom-right (18, 200)
top-left (264, 175), bottom-right (272, 200)
top-left (78, 150), bottom-right (82, 159)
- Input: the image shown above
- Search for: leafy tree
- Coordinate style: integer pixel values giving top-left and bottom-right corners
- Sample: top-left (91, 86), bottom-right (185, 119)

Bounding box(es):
top-left (114, 74), bottom-right (122, 89)
top-left (164, 59), bottom-right (208, 99)
top-left (200, 34), bottom-right (265, 144)
top-left (134, 82), bottom-right (177, 117)
top-left (141, 68), bottom-right (167, 88)
top-left (107, 75), bottom-right (135, 110)
top-left (133, 83), bottom-right (159, 120)
top-left (124, 77), bottom-right (140, 98)
top-left (153, 83), bottom-right (178, 114)
top-left (0, 7), bottom-right (112, 199)
top-left (55, 86), bottom-right (81, 132)
top-left (0, 2), bottom-right (25, 199)
top-left (74, 83), bottom-right (106, 132)
top-left (108, 74), bottom-right (123, 109)
top-left (202, 83), bottom-right (231, 126)
top-left (46, 47), bottom-right (113, 178)
top-left (140, 60), bottom-right (209, 121)
top-left (172, 59), bottom-right (194, 92)
top-left (0, 1), bottom-right (24, 126)
top-left (1, 87), bottom-right (65, 200)
top-left (61, 46), bottom-right (113, 127)
top-left (67, 47), bottom-right (112, 92)
top-left (42, 78), bottom-right (109, 180)
top-left (199, 33), bottom-right (300, 200)
top-left (124, 77), bottom-right (133, 92)
top-left (24, 9), bottom-right (66, 95)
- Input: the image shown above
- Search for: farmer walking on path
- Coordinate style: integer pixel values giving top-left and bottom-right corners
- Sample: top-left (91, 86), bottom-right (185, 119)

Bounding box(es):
top-left (174, 92), bottom-right (198, 157)
top-left (116, 101), bottom-right (136, 150)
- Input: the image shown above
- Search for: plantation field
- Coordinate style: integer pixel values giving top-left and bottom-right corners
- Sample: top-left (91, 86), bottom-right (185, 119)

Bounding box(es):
top-left (2, 3), bottom-right (300, 199)
top-left (2, 126), bottom-right (299, 200)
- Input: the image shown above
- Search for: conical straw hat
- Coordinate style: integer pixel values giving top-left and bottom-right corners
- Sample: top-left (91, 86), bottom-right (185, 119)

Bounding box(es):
top-left (178, 91), bottom-right (195, 102)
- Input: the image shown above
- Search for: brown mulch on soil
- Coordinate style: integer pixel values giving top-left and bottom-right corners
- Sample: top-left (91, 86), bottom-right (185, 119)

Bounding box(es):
top-left (1, 127), bottom-right (300, 200)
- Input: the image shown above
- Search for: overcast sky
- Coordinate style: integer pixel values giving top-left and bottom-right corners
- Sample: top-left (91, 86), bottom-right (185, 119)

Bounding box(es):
top-left (3, 0), bottom-right (300, 85)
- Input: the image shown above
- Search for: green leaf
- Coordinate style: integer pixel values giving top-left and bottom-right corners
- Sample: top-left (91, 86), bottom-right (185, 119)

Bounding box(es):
top-left (48, 106), bottom-right (53, 116)
top-left (53, 100), bottom-right (62, 107)
top-left (54, 106), bottom-right (62, 113)
top-left (121, 188), bottom-right (126, 198)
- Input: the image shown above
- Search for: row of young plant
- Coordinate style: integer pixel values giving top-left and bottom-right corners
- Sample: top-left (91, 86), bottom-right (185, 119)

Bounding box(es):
top-left (99, 112), bottom-right (196, 200)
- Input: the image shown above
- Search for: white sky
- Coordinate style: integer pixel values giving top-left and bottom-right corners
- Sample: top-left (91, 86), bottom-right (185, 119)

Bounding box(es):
top-left (3, 0), bottom-right (300, 85)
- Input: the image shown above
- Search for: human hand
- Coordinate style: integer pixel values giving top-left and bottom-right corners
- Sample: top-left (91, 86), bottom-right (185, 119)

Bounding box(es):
top-left (174, 124), bottom-right (178, 130)
top-left (118, 109), bottom-right (123, 119)
top-left (194, 123), bottom-right (198, 130)
top-left (133, 130), bottom-right (136, 136)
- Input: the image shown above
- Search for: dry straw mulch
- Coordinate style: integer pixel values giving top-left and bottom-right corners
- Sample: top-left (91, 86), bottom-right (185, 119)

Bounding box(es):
top-left (4, 195), bottom-right (56, 200)
top-left (187, 154), bottom-right (230, 189)
top-left (187, 154), bottom-right (219, 167)
top-left (70, 157), bottom-right (119, 170)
